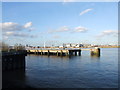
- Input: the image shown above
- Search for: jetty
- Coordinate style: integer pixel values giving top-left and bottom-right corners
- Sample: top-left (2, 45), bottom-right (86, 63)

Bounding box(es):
top-left (27, 47), bottom-right (100, 56)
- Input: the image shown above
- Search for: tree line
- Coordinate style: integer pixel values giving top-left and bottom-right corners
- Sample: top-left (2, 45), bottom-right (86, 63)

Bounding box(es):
top-left (1, 42), bottom-right (25, 52)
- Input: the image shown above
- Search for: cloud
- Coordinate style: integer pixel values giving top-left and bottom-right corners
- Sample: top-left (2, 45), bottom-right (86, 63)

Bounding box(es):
top-left (1, 22), bottom-right (37, 39)
top-left (5, 31), bottom-right (14, 35)
top-left (24, 22), bottom-right (32, 28)
top-left (57, 26), bottom-right (70, 32)
top-left (97, 30), bottom-right (118, 37)
top-left (3, 31), bottom-right (36, 38)
top-left (80, 8), bottom-right (93, 16)
top-left (12, 32), bottom-right (36, 38)
top-left (1, 22), bottom-right (24, 31)
top-left (47, 26), bottom-right (88, 34)
top-left (74, 26), bottom-right (88, 32)
top-left (1, 22), bottom-right (33, 32)
top-left (48, 26), bottom-right (70, 33)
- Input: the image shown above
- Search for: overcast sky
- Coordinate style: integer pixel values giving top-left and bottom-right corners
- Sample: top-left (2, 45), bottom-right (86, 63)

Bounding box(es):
top-left (1, 2), bottom-right (118, 46)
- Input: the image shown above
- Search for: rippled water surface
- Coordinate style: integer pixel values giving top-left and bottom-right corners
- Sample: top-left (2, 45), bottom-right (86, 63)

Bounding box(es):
top-left (25, 48), bottom-right (118, 88)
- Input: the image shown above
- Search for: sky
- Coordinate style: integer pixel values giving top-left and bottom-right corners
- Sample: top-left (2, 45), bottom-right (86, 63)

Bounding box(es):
top-left (1, 2), bottom-right (118, 46)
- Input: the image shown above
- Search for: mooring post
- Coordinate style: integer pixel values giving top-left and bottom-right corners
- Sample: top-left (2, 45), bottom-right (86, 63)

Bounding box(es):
top-left (90, 47), bottom-right (100, 56)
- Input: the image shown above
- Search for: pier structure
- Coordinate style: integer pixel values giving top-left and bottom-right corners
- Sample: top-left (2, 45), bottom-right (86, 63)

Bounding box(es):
top-left (27, 47), bottom-right (100, 56)
top-left (2, 51), bottom-right (27, 71)
top-left (28, 49), bottom-right (81, 56)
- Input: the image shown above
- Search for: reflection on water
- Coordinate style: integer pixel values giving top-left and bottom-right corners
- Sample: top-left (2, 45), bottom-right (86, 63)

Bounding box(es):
top-left (91, 54), bottom-right (100, 58)
top-left (28, 54), bottom-right (78, 59)
top-left (90, 55), bottom-right (100, 60)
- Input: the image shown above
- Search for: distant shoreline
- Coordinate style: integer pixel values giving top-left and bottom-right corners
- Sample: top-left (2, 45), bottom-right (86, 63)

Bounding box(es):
top-left (99, 47), bottom-right (119, 48)
top-left (66, 46), bottom-right (120, 48)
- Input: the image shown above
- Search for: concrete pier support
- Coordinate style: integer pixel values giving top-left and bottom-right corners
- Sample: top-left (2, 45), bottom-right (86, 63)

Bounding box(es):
top-left (90, 47), bottom-right (100, 56)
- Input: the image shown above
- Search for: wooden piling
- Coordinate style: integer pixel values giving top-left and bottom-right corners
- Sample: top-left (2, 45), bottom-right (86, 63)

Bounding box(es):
top-left (66, 50), bottom-right (69, 56)
top-left (60, 50), bottom-right (63, 56)
top-left (75, 51), bottom-right (77, 56)
top-left (48, 50), bottom-right (50, 56)
top-left (69, 50), bottom-right (73, 56)
top-left (57, 51), bottom-right (59, 56)
top-left (78, 49), bottom-right (81, 56)
top-left (41, 50), bottom-right (43, 55)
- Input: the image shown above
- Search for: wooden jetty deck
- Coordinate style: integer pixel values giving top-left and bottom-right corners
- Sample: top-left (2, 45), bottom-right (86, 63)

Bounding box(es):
top-left (27, 48), bottom-right (100, 56)
top-left (28, 49), bottom-right (81, 56)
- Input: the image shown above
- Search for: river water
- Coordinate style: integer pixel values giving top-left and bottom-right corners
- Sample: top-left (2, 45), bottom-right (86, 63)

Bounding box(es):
top-left (24, 48), bottom-right (118, 88)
